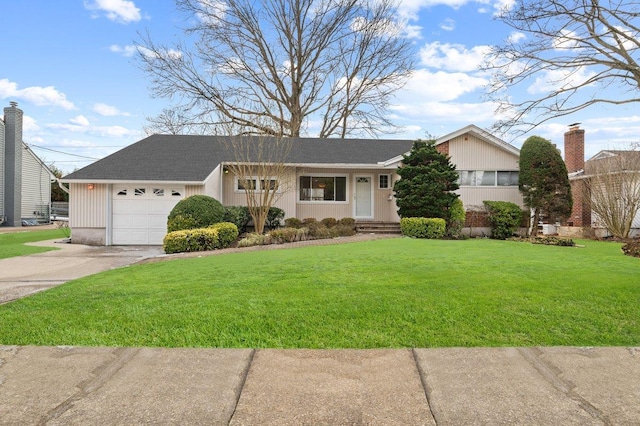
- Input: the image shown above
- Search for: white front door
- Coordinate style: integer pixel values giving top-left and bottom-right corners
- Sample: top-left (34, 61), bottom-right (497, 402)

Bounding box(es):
top-left (354, 175), bottom-right (373, 219)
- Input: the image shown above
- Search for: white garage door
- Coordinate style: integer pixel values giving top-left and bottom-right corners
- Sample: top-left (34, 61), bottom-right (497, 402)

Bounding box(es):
top-left (112, 186), bottom-right (185, 245)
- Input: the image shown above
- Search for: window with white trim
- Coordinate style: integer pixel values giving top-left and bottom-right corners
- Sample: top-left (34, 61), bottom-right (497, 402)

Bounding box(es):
top-left (235, 176), bottom-right (280, 192)
top-left (299, 176), bottom-right (347, 202)
top-left (458, 170), bottom-right (519, 186)
top-left (378, 174), bottom-right (391, 189)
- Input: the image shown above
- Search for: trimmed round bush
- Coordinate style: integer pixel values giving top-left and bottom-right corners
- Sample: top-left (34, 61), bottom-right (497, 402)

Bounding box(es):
top-left (163, 222), bottom-right (238, 254)
top-left (400, 217), bottom-right (446, 239)
top-left (321, 217), bottom-right (338, 228)
top-left (284, 217), bottom-right (303, 228)
top-left (167, 195), bottom-right (225, 232)
top-left (338, 217), bottom-right (356, 228)
top-left (209, 222), bottom-right (239, 247)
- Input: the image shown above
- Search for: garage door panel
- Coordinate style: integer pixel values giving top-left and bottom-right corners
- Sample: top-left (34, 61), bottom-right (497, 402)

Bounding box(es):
top-left (148, 214), bottom-right (168, 228)
top-left (112, 185), bottom-right (184, 245)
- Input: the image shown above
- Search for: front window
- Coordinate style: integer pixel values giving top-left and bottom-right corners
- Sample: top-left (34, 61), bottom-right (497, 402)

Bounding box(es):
top-left (299, 176), bottom-right (347, 202)
top-left (235, 176), bottom-right (280, 192)
top-left (458, 170), bottom-right (519, 186)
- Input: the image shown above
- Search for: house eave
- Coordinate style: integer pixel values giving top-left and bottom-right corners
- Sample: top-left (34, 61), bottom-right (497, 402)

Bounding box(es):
top-left (60, 178), bottom-right (206, 186)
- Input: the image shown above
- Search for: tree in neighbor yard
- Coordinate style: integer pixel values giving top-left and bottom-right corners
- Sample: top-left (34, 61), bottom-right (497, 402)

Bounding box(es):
top-left (584, 149), bottom-right (640, 239)
top-left (222, 135), bottom-right (294, 234)
top-left (393, 140), bottom-right (460, 221)
top-left (483, 0), bottom-right (640, 134)
top-left (138, 0), bottom-right (415, 138)
top-left (519, 135), bottom-right (573, 235)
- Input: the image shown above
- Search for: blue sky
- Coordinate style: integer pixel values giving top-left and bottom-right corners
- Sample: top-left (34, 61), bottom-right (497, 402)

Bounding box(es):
top-left (1, 0), bottom-right (638, 174)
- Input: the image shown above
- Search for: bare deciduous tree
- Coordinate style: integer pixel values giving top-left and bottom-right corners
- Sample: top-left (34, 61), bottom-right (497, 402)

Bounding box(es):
top-left (222, 135), bottom-right (294, 234)
top-left (483, 0), bottom-right (640, 134)
top-left (584, 149), bottom-right (640, 239)
top-left (137, 0), bottom-right (414, 138)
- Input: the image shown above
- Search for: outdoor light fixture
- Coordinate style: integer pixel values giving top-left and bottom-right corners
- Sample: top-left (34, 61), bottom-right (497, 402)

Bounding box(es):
top-left (87, 183), bottom-right (94, 190)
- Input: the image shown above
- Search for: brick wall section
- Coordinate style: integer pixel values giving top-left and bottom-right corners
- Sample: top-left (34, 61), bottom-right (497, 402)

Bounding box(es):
top-left (465, 210), bottom-right (490, 227)
top-left (564, 127), bottom-right (585, 173)
top-left (436, 141), bottom-right (449, 155)
top-left (568, 179), bottom-right (591, 227)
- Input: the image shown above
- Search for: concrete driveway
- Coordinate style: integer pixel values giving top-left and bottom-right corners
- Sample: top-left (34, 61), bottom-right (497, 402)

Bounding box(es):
top-left (0, 239), bottom-right (164, 304)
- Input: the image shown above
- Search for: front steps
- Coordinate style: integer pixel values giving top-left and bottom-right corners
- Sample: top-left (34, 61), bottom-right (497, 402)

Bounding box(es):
top-left (355, 221), bottom-right (401, 234)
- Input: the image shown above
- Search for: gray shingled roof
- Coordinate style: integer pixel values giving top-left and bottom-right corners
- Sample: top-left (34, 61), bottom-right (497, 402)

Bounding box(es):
top-left (63, 134), bottom-right (414, 182)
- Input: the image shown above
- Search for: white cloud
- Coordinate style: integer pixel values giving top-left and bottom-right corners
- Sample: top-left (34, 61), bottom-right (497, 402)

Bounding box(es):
top-left (196, 0), bottom-right (227, 25)
top-left (0, 79), bottom-right (75, 110)
top-left (440, 18), bottom-right (455, 31)
top-left (493, 0), bottom-right (515, 16)
top-left (419, 42), bottom-right (491, 72)
top-left (93, 102), bottom-right (130, 116)
top-left (70, 115), bottom-right (90, 126)
top-left (508, 32), bottom-right (526, 43)
top-left (47, 121), bottom-right (136, 138)
top-left (395, 68), bottom-right (487, 103)
top-left (22, 115), bottom-right (40, 133)
top-left (84, 0), bottom-right (141, 24)
top-left (553, 30), bottom-right (579, 50)
top-left (138, 46), bottom-right (183, 61)
top-left (110, 44), bottom-right (138, 57)
top-left (527, 67), bottom-right (596, 95)
top-left (398, 0), bottom-right (472, 21)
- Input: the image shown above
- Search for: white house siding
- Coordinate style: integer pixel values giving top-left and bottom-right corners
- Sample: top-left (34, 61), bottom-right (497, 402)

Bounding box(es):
top-left (449, 135), bottom-right (519, 170)
top-left (69, 182), bottom-right (108, 245)
top-left (21, 147), bottom-right (52, 221)
top-left (457, 187), bottom-right (525, 208)
top-left (448, 134), bottom-right (524, 208)
top-left (221, 168), bottom-right (297, 217)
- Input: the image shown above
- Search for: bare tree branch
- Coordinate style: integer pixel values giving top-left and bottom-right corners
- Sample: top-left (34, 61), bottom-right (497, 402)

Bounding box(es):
top-left (137, 0), bottom-right (414, 137)
top-left (583, 149), bottom-right (640, 238)
top-left (483, 0), bottom-right (640, 135)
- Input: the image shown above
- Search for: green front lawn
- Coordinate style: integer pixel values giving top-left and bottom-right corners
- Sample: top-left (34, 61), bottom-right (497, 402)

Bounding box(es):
top-left (0, 229), bottom-right (66, 259)
top-left (0, 238), bottom-right (638, 348)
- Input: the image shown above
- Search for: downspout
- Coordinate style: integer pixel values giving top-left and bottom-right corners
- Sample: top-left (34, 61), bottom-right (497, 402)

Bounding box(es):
top-left (56, 178), bottom-right (69, 194)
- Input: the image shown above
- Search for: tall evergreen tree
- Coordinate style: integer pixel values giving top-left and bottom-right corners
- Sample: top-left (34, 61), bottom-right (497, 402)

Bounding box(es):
top-left (393, 140), bottom-right (459, 220)
top-left (519, 135), bottom-right (573, 235)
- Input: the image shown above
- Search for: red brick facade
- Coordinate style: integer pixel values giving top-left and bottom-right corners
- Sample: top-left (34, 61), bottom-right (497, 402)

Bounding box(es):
top-left (436, 141), bottom-right (449, 155)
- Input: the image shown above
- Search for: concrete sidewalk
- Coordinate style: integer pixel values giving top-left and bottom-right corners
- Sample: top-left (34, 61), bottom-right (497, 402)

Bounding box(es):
top-left (1, 346), bottom-right (638, 425)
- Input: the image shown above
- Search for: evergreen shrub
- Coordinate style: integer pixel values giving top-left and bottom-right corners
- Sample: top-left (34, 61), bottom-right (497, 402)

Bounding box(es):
top-left (484, 201), bottom-right (523, 240)
top-left (167, 195), bottom-right (225, 232)
top-left (223, 206), bottom-right (251, 233)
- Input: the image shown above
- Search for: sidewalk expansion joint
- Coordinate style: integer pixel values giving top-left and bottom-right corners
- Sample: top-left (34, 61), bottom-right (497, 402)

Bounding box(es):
top-left (412, 348), bottom-right (439, 425)
top-left (517, 347), bottom-right (612, 426)
top-left (38, 347), bottom-right (140, 425)
top-left (227, 348), bottom-right (256, 424)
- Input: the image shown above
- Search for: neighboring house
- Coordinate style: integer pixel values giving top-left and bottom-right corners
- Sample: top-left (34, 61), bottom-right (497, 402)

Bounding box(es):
top-left (62, 124), bottom-right (523, 245)
top-left (565, 125), bottom-right (640, 237)
top-left (0, 102), bottom-right (54, 227)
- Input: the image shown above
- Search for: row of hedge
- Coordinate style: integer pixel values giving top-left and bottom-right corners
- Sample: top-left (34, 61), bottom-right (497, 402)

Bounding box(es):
top-left (167, 195), bottom-right (286, 234)
top-left (238, 217), bottom-right (357, 247)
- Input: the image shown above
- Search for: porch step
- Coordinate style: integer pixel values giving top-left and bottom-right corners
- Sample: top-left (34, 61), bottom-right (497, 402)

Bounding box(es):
top-left (355, 221), bottom-right (401, 234)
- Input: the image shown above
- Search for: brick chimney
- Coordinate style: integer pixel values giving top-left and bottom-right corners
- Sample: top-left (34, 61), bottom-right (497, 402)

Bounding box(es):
top-left (564, 123), bottom-right (590, 228)
top-left (564, 123), bottom-right (585, 173)
top-left (3, 101), bottom-right (23, 227)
